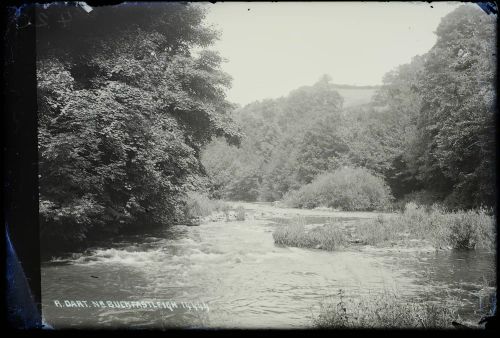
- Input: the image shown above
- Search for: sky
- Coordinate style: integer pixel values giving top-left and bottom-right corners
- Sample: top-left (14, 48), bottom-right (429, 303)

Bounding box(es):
top-left (200, 1), bottom-right (463, 106)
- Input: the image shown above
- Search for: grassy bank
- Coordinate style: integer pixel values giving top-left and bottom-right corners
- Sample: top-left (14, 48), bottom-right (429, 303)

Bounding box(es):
top-left (357, 203), bottom-right (495, 250)
top-left (313, 290), bottom-right (462, 329)
top-left (184, 192), bottom-right (246, 223)
top-left (272, 217), bottom-right (346, 251)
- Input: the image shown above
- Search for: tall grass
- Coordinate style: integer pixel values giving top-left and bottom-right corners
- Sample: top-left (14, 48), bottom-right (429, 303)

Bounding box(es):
top-left (234, 205), bottom-right (246, 221)
top-left (357, 214), bottom-right (407, 246)
top-left (184, 192), bottom-right (229, 219)
top-left (445, 209), bottom-right (495, 250)
top-left (357, 202), bottom-right (495, 250)
top-left (313, 289), bottom-right (460, 329)
top-left (283, 167), bottom-right (393, 211)
top-left (273, 217), bottom-right (346, 251)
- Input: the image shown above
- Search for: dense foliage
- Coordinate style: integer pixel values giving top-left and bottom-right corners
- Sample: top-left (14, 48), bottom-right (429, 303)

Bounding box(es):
top-left (38, 3), bottom-right (240, 248)
top-left (406, 6), bottom-right (497, 209)
top-left (283, 167), bottom-right (393, 211)
top-left (203, 75), bottom-right (347, 201)
top-left (38, 4), bottom-right (495, 251)
top-left (202, 5), bottom-right (496, 211)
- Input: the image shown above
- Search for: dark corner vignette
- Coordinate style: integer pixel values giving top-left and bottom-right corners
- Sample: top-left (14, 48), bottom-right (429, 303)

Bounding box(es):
top-left (3, 1), bottom-right (41, 331)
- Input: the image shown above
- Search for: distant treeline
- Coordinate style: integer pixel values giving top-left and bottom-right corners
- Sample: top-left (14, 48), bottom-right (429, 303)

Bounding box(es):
top-left (330, 84), bottom-right (381, 90)
top-left (37, 3), bottom-right (241, 250)
top-left (202, 5), bottom-right (496, 211)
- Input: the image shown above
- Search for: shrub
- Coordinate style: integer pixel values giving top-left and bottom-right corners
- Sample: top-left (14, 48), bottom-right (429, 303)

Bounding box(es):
top-left (445, 208), bottom-right (495, 250)
top-left (283, 185), bottom-right (322, 209)
top-left (405, 204), bottom-right (496, 250)
top-left (211, 199), bottom-right (231, 214)
top-left (313, 289), bottom-right (460, 329)
top-left (273, 217), bottom-right (346, 251)
top-left (283, 167), bottom-right (393, 211)
top-left (184, 192), bottom-right (229, 220)
top-left (184, 192), bottom-right (213, 218)
top-left (357, 214), bottom-right (405, 246)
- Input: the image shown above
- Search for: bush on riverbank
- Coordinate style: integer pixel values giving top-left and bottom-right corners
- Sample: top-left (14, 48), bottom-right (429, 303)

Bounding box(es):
top-left (282, 167), bottom-right (393, 211)
top-left (273, 217), bottom-right (346, 250)
top-left (357, 202), bottom-right (495, 250)
top-left (184, 192), bottom-right (229, 219)
top-left (313, 290), bottom-right (460, 328)
top-left (235, 206), bottom-right (246, 221)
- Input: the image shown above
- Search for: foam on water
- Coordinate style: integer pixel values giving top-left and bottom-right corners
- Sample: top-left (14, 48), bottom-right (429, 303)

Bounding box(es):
top-left (69, 248), bottom-right (169, 266)
top-left (41, 202), bottom-right (496, 329)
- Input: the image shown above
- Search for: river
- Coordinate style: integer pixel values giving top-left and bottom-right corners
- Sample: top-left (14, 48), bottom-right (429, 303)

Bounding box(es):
top-left (41, 202), bottom-right (496, 329)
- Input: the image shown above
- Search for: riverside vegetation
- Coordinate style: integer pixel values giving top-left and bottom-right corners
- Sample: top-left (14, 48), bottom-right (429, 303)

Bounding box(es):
top-left (38, 3), bottom-right (496, 329)
top-left (184, 192), bottom-right (246, 224)
top-left (273, 217), bottom-right (347, 251)
top-left (39, 4), bottom-right (495, 253)
top-left (358, 203), bottom-right (495, 251)
top-left (313, 289), bottom-right (461, 329)
top-left (38, 3), bottom-right (242, 252)
top-left (312, 268), bottom-right (496, 329)
top-left (201, 5), bottom-right (496, 256)
top-left (272, 203), bottom-right (495, 253)
top-left (203, 6), bottom-right (495, 212)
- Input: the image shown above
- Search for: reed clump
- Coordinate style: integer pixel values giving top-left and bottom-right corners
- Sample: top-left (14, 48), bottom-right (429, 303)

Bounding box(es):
top-left (357, 202), bottom-right (495, 250)
top-left (273, 217), bottom-right (346, 251)
top-left (313, 289), bottom-right (460, 329)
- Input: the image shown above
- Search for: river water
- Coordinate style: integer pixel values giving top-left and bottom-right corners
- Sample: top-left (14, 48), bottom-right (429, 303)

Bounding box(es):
top-left (41, 202), bottom-right (496, 329)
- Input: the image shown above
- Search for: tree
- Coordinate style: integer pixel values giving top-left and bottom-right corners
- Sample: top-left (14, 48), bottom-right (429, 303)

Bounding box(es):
top-left (295, 117), bottom-right (350, 184)
top-left (202, 75), bottom-right (345, 201)
top-left (344, 55), bottom-right (427, 198)
top-left (37, 3), bottom-right (240, 248)
top-left (408, 5), bottom-right (496, 208)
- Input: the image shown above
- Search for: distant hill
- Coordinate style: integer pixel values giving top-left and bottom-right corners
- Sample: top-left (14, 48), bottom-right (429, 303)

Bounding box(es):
top-left (234, 82), bottom-right (380, 122)
top-left (331, 84), bottom-right (380, 108)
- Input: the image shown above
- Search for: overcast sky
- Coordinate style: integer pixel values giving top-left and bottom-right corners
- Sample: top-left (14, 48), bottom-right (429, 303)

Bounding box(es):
top-left (201, 2), bottom-right (463, 106)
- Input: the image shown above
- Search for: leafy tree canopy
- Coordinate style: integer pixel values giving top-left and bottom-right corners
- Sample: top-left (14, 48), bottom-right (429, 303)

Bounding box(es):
top-left (38, 3), bottom-right (241, 249)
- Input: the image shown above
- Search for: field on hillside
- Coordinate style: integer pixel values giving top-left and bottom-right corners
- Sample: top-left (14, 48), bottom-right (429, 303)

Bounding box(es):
top-left (333, 86), bottom-right (379, 108)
